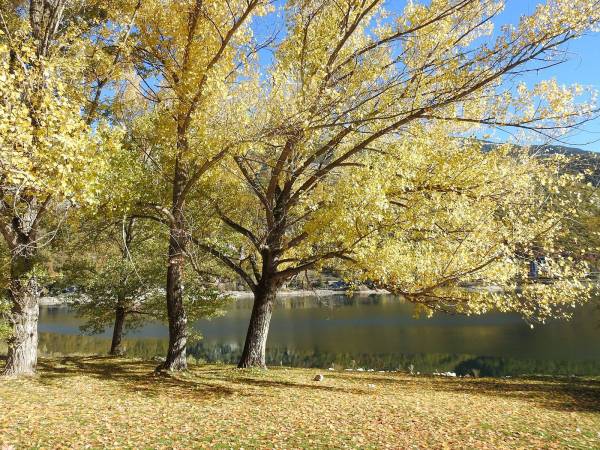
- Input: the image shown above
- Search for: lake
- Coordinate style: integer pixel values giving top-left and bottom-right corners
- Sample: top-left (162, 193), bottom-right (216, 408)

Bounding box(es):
top-left (33, 294), bottom-right (600, 376)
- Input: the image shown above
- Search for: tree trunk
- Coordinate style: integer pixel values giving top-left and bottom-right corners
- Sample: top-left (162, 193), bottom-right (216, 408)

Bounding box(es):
top-left (2, 256), bottom-right (39, 377)
top-left (157, 174), bottom-right (187, 371)
top-left (157, 216), bottom-right (188, 372)
top-left (238, 281), bottom-right (279, 368)
top-left (109, 306), bottom-right (126, 356)
top-left (157, 120), bottom-right (192, 372)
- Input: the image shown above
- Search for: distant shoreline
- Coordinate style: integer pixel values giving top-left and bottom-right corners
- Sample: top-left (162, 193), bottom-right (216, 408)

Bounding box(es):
top-left (39, 288), bottom-right (389, 306)
top-left (227, 288), bottom-right (389, 299)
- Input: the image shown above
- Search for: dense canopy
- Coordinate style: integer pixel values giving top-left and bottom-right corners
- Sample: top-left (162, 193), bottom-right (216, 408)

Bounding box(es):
top-left (1, 0), bottom-right (599, 375)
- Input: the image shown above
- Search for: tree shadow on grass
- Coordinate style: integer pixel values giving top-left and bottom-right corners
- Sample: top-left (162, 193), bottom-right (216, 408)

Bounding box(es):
top-left (213, 374), bottom-right (369, 395)
top-left (189, 365), bottom-right (373, 394)
top-left (328, 372), bottom-right (600, 414)
top-left (35, 356), bottom-right (236, 401)
top-left (33, 357), bottom-right (366, 399)
top-left (440, 376), bottom-right (600, 414)
top-left (23, 357), bottom-right (600, 413)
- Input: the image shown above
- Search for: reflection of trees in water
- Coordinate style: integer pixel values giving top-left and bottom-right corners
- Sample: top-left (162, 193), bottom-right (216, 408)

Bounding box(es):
top-left (24, 333), bottom-right (600, 377)
top-left (37, 333), bottom-right (169, 360)
top-left (453, 356), bottom-right (600, 377)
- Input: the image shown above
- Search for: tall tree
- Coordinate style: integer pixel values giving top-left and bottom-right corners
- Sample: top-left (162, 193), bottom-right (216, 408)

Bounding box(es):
top-left (125, 0), bottom-right (272, 371)
top-left (0, 0), bottom-right (131, 376)
top-left (192, 0), bottom-right (600, 367)
top-left (54, 217), bottom-right (228, 356)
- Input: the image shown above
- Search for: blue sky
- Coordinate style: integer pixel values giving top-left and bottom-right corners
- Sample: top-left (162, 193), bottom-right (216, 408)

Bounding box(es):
top-left (498, 1), bottom-right (600, 151)
top-left (252, 0), bottom-right (600, 152)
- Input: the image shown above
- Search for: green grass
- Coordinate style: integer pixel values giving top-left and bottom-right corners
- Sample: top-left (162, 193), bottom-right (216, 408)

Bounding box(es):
top-left (1, 356), bottom-right (600, 449)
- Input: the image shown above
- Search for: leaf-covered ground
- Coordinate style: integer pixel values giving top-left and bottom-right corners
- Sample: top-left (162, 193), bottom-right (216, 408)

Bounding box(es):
top-left (1, 357), bottom-right (599, 449)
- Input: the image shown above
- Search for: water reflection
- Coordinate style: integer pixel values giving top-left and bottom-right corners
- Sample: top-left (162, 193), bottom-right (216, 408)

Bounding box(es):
top-left (5, 294), bottom-right (600, 377)
top-left (33, 333), bottom-right (600, 377)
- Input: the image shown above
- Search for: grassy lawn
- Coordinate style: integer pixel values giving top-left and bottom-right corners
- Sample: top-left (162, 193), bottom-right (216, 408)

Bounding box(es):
top-left (1, 357), bottom-right (599, 449)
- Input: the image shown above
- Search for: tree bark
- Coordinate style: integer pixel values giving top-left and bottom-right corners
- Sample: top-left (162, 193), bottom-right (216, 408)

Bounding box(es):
top-left (237, 191), bottom-right (287, 369)
top-left (158, 159), bottom-right (189, 372)
top-left (109, 306), bottom-right (126, 356)
top-left (160, 232), bottom-right (188, 371)
top-left (238, 281), bottom-right (279, 368)
top-left (2, 255), bottom-right (39, 377)
top-left (1, 0), bottom-right (64, 377)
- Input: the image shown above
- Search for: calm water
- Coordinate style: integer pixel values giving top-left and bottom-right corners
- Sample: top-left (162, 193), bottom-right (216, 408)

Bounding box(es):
top-left (34, 294), bottom-right (600, 376)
